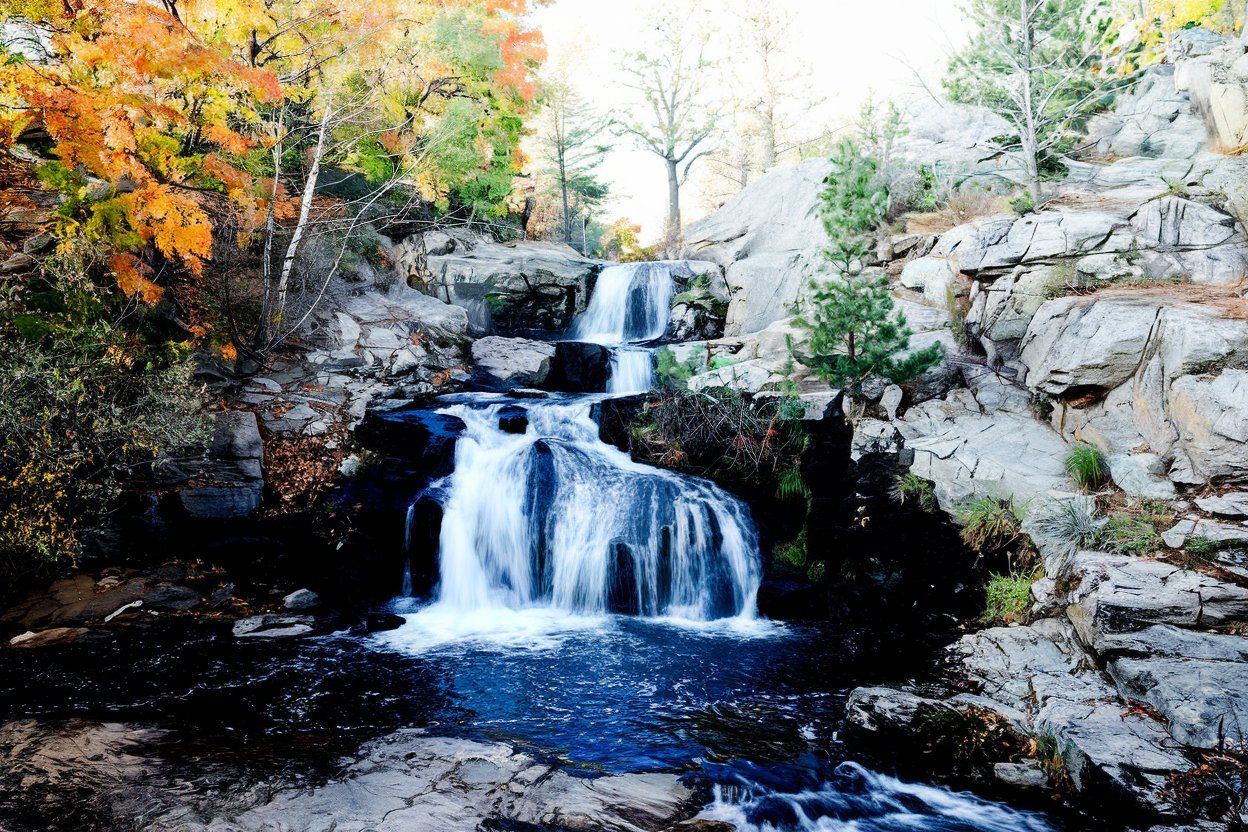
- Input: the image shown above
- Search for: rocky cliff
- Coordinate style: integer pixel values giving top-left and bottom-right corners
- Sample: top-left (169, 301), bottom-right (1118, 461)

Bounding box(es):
top-left (669, 28), bottom-right (1248, 830)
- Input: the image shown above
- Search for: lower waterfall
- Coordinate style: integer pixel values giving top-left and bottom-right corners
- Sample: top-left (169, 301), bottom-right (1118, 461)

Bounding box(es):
top-left (417, 396), bottom-right (760, 621)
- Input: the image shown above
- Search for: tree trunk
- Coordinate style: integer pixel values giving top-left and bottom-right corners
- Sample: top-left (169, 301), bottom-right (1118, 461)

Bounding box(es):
top-left (269, 102), bottom-right (332, 346)
top-left (664, 156), bottom-right (681, 252)
top-left (558, 150), bottom-right (572, 246)
top-left (1018, 0), bottom-right (1042, 205)
top-left (1242, 1), bottom-right (1248, 42)
top-left (760, 99), bottom-right (777, 171)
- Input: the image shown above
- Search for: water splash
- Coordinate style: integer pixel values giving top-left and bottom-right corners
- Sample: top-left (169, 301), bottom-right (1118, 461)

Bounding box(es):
top-left (607, 347), bottom-right (655, 394)
top-left (700, 760), bottom-right (1057, 832)
top-left (410, 396), bottom-right (760, 623)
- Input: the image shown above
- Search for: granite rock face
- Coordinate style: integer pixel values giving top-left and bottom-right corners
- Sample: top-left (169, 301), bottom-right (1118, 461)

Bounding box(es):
top-left (0, 721), bottom-right (699, 832)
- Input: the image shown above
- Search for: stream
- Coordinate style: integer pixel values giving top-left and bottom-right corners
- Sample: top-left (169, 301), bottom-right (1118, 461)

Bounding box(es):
top-left (0, 263), bottom-right (1068, 832)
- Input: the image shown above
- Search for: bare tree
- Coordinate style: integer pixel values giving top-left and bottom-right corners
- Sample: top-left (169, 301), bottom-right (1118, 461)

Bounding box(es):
top-left (736, 0), bottom-right (825, 173)
top-left (615, 5), bottom-right (719, 252)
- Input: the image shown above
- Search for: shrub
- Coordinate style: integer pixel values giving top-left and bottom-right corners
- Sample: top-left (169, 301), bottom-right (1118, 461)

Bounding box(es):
top-left (891, 472), bottom-right (937, 512)
top-left (1090, 513), bottom-right (1159, 556)
top-left (1187, 536), bottom-right (1219, 558)
top-left (959, 496), bottom-right (1024, 553)
top-left (1065, 443), bottom-right (1108, 491)
top-left (654, 345), bottom-right (706, 389)
top-left (980, 569), bottom-right (1039, 625)
top-left (774, 530), bottom-right (807, 569)
top-left (628, 387), bottom-right (808, 487)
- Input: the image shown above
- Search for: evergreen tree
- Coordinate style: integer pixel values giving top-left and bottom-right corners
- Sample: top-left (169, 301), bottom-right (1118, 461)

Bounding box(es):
top-left (818, 138), bottom-right (888, 276)
top-left (789, 138), bottom-right (942, 396)
top-left (790, 274), bottom-right (943, 395)
top-left (537, 77), bottom-right (611, 252)
top-left (946, 0), bottom-right (1118, 203)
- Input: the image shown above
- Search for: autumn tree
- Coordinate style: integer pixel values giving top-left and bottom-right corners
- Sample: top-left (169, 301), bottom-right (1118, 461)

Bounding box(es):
top-left (946, 0), bottom-right (1120, 205)
top-left (616, 4), bottom-right (719, 253)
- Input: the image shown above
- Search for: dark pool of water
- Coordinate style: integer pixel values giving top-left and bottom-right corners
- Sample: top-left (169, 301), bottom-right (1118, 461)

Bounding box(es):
top-left (0, 610), bottom-right (1072, 831)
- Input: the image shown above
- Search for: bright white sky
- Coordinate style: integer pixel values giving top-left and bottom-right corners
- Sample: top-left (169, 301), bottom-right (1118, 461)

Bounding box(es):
top-left (529, 0), bottom-right (971, 243)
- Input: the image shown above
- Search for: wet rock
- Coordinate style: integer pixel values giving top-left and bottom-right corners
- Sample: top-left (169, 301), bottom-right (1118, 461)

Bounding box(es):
top-left (232, 614), bottom-right (314, 639)
top-left (992, 761), bottom-right (1050, 791)
top-left (282, 589), bottom-right (319, 610)
top-left (0, 722), bottom-right (699, 832)
top-left (141, 584), bottom-right (201, 612)
top-left (545, 341), bottom-right (611, 393)
top-left (208, 410), bottom-right (263, 462)
top-left (7, 627), bottom-right (90, 648)
top-left (497, 405), bottom-right (529, 434)
top-left (364, 612), bottom-right (405, 632)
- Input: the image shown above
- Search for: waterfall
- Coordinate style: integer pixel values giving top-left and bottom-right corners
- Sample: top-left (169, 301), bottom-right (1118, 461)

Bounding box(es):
top-left (423, 396), bottom-right (760, 620)
top-left (607, 348), bottom-right (655, 394)
top-left (569, 262), bottom-right (675, 394)
top-left (571, 263), bottom-right (675, 344)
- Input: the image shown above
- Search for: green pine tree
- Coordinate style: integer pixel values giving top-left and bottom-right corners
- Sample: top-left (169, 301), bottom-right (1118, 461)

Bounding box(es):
top-left (789, 138), bottom-right (943, 397)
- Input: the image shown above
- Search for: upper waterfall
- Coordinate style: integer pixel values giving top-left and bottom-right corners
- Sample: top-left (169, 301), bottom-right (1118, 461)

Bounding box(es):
top-left (570, 262), bottom-right (676, 344)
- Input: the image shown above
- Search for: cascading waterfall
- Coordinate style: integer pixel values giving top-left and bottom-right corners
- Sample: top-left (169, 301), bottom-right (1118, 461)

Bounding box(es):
top-left (571, 262), bottom-right (676, 344)
top-left (419, 396), bottom-right (759, 620)
top-left (569, 262), bottom-right (676, 393)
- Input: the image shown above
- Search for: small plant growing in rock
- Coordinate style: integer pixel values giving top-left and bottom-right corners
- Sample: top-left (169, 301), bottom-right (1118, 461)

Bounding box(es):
top-left (891, 472), bottom-right (938, 512)
top-left (1065, 443), bottom-right (1108, 491)
top-left (959, 496), bottom-right (1025, 553)
top-left (1090, 512), bottom-right (1159, 556)
top-left (1187, 536), bottom-right (1219, 559)
top-left (979, 570), bottom-right (1039, 625)
top-left (776, 464), bottom-right (810, 501)
top-left (773, 528), bottom-right (808, 570)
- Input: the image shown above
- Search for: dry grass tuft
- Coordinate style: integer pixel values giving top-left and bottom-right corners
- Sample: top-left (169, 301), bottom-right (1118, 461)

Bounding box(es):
top-left (905, 191), bottom-right (1012, 234)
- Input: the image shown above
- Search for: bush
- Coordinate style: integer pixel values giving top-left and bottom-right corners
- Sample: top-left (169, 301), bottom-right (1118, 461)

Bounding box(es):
top-left (1090, 513), bottom-right (1159, 555)
top-left (773, 528), bottom-right (808, 570)
top-left (980, 570), bottom-right (1039, 625)
top-left (0, 239), bottom-right (208, 582)
top-left (628, 387), bottom-right (808, 487)
top-left (891, 472), bottom-right (937, 512)
top-left (655, 345), bottom-right (706, 389)
top-left (1065, 443), bottom-right (1108, 491)
top-left (959, 496), bottom-right (1024, 553)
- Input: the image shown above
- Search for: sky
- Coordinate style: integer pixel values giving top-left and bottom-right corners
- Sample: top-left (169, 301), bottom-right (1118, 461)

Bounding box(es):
top-left (528, 0), bottom-right (972, 243)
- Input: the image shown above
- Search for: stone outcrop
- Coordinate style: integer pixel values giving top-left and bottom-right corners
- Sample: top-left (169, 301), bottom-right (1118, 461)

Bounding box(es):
top-left (1174, 31), bottom-right (1248, 154)
top-left (410, 234), bottom-right (600, 334)
top-left (0, 721), bottom-right (699, 832)
top-left (1018, 293), bottom-right (1248, 488)
top-left (471, 336), bottom-right (557, 390)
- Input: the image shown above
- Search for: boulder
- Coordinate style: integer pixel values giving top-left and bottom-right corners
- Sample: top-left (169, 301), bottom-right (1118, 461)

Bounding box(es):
top-left (232, 614), bottom-right (314, 639)
top-left (1086, 64), bottom-right (1208, 160)
top-left (422, 239), bottom-right (599, 333)
top-left (898, 394), bottom-right (1071, 510)
top-left (1065, 552), bottom-right (1248, 651)
top-left (1101, 625), bottom-right (1248, 749)
top-left (967, 265), bottom-right (1060, 347)
top-left (471, 336), bottom-right (556, 390)
top-left (208, 411), bottom-right (263, 462)
top-left (898, 256), bottom-right (958, 302)
top-left (1174, 38), bottom-right (1248, 154)
top-left (1168, 369), bottom-right (1248, 483)
top-left (282, 589), bottom-right (319, 610)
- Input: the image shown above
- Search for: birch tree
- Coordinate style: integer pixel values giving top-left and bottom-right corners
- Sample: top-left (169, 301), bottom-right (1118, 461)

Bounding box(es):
top-left (616, 6), bottom-right (719, 251)
top-left (946, 0), bottom-right (1119, 204)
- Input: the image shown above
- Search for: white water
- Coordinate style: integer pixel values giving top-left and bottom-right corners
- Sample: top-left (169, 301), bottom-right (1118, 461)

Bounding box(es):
top-left (607, 347), bottom-right (655, 394)
top-left (570, 262), bottom-right (676, 394)
top-left (570, 262), bottom-right (676, 344)
top-left (700, 761), bottom-right (1057, 832)
top-left (416, 397), bottom-right (759, 624)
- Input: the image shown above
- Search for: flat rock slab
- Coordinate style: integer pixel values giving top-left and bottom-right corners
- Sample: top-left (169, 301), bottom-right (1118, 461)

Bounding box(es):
top-left (1066, 552), bottom-right (1248, 651)
top-left (0, 721), bottom-right (698, 832)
